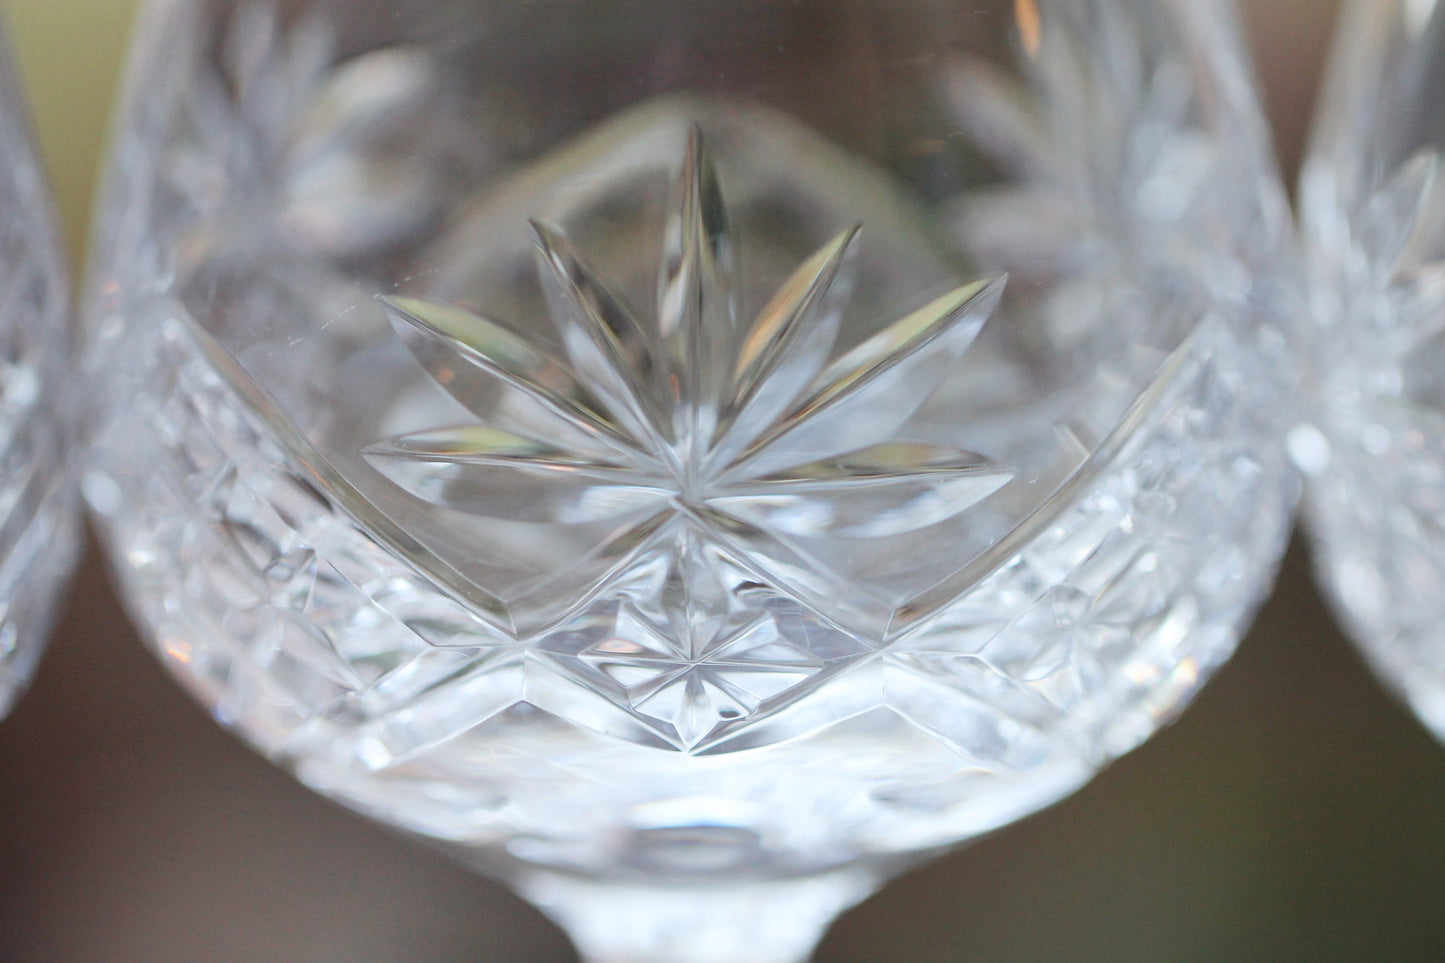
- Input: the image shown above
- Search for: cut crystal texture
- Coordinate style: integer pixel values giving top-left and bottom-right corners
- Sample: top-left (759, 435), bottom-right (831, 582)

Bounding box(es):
top-left (84, 0), bottom-right (1298, 896)
top-left (358, 130), bottom-right (1015, 745)
top-left (1301, 2), bottom-right (1445, 742)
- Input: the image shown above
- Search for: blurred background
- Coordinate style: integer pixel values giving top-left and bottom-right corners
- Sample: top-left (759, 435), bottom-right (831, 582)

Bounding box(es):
top-left (7, 0), bottom-right (1445, 960)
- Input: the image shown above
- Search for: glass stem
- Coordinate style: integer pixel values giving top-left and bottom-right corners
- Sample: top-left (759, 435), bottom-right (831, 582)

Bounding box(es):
top-left (516, 868), bottom-right (878, 963)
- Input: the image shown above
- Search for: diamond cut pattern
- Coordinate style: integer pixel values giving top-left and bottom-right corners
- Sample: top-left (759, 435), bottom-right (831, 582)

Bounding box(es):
top-left (539, 598), bottom-right (842, 750)
top-left (533, 523), bottom-right (875, 748)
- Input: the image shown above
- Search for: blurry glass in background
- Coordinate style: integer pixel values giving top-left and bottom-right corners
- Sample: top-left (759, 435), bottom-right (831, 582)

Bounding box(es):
top-left (1300, 0), bottom-right (1445, 750)
top-left (0, 13), bottom-right (80, 718)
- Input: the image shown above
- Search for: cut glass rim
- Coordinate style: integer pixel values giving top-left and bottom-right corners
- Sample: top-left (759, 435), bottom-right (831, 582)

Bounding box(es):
top-left (168, 290), bottom-right (1216, 644)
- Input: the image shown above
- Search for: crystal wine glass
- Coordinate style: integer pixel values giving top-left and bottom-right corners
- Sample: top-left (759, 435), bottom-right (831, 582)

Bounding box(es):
top-left (1300, 0), bottom-right (1445, 743)
top-left (83, 1), bottom-right (1298, 959)
top-left (0, 17), bottom-right (81, 718)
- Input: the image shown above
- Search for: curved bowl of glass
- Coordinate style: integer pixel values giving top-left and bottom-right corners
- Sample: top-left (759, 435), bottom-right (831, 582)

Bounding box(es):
top-left (83, 2), bottom-right (1300, 959)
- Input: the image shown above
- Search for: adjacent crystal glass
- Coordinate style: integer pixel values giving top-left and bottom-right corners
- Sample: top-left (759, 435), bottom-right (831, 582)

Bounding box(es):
top-left (0, 19), bottom-right (80, 717)
top-left (1300, 0), bottom-right (1445, 742)
top-left (84, 1), bottom-right (1298, 959)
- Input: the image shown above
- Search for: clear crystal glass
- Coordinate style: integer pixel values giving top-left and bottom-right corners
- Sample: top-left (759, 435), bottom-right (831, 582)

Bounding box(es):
top-left (1300, 1), bottom-right (1445, 743)
top-left (0, 17), bottom-right (80, 718)
top-left (84, 1), bottom-right (1298, 959)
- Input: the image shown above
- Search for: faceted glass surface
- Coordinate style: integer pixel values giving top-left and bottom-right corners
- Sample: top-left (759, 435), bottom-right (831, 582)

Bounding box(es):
top-left (0, 19), bottom-right (80, 718)
top-left (84, 0), bottom-right (1297, 954)
top-left (1301, 0), bottom-right (1445, 743)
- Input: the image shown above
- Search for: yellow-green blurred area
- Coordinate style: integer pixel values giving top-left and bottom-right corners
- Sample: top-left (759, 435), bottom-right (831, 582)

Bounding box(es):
top-left (7, 0), bottom-right (139, 266)
top-left (11, 2), bottom-right (1445, 962)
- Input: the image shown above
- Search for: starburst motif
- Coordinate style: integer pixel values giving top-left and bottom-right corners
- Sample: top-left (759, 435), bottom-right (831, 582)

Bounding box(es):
top-left (365, 127), bottom-right (1015, 717)
top-left (548, 580), bottom-right (832, 750)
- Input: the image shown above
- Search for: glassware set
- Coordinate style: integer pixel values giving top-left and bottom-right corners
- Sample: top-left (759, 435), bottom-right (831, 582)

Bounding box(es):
top-left (1, 0), bottom-right (1443, 959)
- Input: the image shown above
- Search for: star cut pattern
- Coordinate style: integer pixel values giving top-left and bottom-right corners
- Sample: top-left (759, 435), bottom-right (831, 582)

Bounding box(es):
top-left (564, 604), bottom-right (827, 750)
top-left (530, 524), bottom-right (875, 748)
top-left (365, 127), bottom-right (1015, 746)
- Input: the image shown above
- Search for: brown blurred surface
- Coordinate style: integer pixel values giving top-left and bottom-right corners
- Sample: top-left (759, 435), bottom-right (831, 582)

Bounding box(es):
top-left (12, 1), bottom-right (1445, 961)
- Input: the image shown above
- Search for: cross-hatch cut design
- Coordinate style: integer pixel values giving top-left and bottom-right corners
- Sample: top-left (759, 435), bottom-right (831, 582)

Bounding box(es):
top-left (365, 126), bottom-right (1015, 746)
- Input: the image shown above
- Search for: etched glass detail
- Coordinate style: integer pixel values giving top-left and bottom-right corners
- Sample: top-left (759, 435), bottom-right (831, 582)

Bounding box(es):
top-left (368, 129), bottom-right (1011, 629)
top-left (0, 25), bottom-right (79, 715)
